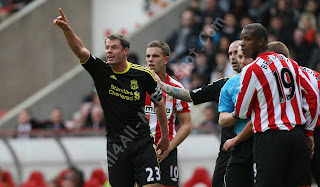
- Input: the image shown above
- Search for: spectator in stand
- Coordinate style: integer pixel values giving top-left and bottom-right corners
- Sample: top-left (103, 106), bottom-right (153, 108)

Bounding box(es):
top-left (45, 107), bottom-right (66, 130)
top-left (86, 105), bottom-right (105, 129)
top-left (289, 28), bottom-right (311, 66)
top-left (199, 105), bottom-right (220, 135)
top-left (248, 0), bottom-right (272, 26)
top-left (229, 0), bottom-right (249, 21)
top-left (65, 111), bottom-right (86, 130)
top-left (308, 30), bottom-right (320, 72)
top-left (188, 0), bottom-right (201, 24)
top-left (218, 36), bottom-right (230, 54)
top-left (210, 52), bottom-right (233, 82)
top-left (269, 0), bottom-right (295, 28)
top-left (298, 12), bottom-right (317, 45)
top-left (304, 0), bottom-right (320, 24)
top-left (268, 16), bottom-right (291, 45)
top-left (200, 0), bottom-right (225, 25)
top-left (166, 8), bottom-right (200, 63)
top-left (191, 52), bottom-right (211, 84)
top-left (221, 13), bottom-right (240, 42)
top-left (62, 166), bottom-right (84, 187)
top-left (240, 16), bottom-right (254, 30)
top-left (16, 109), bottom-right (36, 138)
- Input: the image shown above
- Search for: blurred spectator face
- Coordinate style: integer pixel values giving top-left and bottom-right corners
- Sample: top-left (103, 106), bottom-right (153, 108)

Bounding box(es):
top-left (299, 13), bottom-right (316, 30)
top-left (205, 0), bottom-right (217, 11)
top-left (224, 13), bottom-right (236, 27)
top-left (271, 17), bottom-right (283, 31)
top-left (215, 53), bottom-right (228, 68)
top-left (293, 0), bottom-right (304, 10)
top-left (190, 0), bottom-right (200, 9)
top-left (50, 108), bottom-right (63, 124)
top-left (181, 10), bottom-right (194, 28)
top-left (235, 0), bottom-right (245, 8)
top-left (293, 29), bottom-right (305, 45)
top-left (277, 0), bottom-right (288, 12)
top-left (72, 112), bottom-right (86, 129)
top-left (91, 106), bottom-right (104, 123)
top-left (219, 37), bottom-right (230, 53)
top-left (195, 53), bottom-right (208, 68)
top-left (238, 45), bottom-right (253, 69)
top-left (47, 181), bottom-right (58, 187)
top-left (240, 17), bottom-right (254, 29)
top-left (18, 110), bottom-right (31, 124)
top-left (228, 41), bottom-right (240, 72)
top-left (146, 47), bottom-right (168, 74)
top-left (191, 73), bottom-right (204, 89)
top-left (306, 0), bottom-right (318, 13)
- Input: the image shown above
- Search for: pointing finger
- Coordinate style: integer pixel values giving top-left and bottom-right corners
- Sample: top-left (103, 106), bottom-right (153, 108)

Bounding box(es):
top-left (59, 8), bottom-right (67, 20)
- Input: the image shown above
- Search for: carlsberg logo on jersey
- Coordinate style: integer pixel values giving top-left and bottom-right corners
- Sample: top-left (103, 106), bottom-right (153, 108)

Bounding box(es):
top-left (145, 106), bottom-right (171, 116)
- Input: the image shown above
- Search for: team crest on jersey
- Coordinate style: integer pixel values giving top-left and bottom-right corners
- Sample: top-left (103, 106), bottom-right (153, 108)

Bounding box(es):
top-left (110, 75), bottom-right (117, 80)
top-left (130, 79), bottom-right (139, 90)
top-left (165, 94), bottom-right (174, 102)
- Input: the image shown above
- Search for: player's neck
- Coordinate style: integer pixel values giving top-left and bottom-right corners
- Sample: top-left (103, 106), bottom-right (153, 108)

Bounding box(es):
top-left (110, 60), bottom-right (128, 72)
top-left (158, 71), bottom-right (167, 82)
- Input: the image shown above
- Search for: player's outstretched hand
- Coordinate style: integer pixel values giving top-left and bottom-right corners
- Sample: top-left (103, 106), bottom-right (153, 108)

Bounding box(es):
top-left (53, 8), bottom-right (69, 30)
top-left (157, 137), bottom-right (169, 154)
top-left (223, 137), bottom-right (237, 152)
top-left (151, 70), bottom-right (164, 88)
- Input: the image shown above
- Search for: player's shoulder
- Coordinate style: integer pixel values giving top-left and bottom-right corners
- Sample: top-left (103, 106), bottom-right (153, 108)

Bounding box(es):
top-left (130, 63), bottom-right (154, 76)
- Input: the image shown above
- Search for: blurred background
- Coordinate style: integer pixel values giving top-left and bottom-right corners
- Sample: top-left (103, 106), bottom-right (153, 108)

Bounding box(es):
top-left (0, 0), bottom-right (319, 186)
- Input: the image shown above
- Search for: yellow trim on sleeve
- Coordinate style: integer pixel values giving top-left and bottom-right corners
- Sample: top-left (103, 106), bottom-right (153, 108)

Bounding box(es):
top-left (130, 65), bottom-right (156, 81)
top-left (80, 53), bottom-right (91, 64)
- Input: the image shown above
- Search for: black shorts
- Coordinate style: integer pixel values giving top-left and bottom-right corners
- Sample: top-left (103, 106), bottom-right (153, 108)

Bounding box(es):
top-left (211, 150), bottom-right (230, 187)
top-left (160, 148), bottom-right (179, 186)
top-left (253, 126), bottom-right (311, 187)
top-left (225, 137), bottom-right (253, 187)
top-left (312, 127), bottom-right (320, 186)
top-left (107, 135), bottom-right (160, 187)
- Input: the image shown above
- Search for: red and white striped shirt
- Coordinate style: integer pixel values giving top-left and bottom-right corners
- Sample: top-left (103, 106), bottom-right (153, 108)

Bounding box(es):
top-left (235, 52), bottom-right (317, 134)
top-left (299, 66), bottom-right (320, 130)
top-left (145, 74), bottom-right (190, 145)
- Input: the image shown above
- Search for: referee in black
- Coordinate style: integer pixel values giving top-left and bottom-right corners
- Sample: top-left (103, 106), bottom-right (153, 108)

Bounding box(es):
top-left (54, 8), bottom-right (169, 187)
top-left (154, 40), bottom-right (241, 187)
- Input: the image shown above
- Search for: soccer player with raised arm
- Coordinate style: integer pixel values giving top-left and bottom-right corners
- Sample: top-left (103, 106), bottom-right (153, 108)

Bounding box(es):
top-left (145, 40), bottom-right (192, 187)
top-left (53, 9), bottom-right (169, 187)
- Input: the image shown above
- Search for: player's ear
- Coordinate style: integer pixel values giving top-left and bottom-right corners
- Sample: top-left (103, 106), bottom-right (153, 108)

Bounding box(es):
top-left (123, 47), bottom-right (129, 56)
top-left (258, 38), bottom-right (265, 48)
top-left (164, 56), bottom-right (169, 65)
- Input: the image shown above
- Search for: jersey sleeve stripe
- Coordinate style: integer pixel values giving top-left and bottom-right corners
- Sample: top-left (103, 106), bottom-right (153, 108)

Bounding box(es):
top-left (130, 65), bottom-right (156, 81)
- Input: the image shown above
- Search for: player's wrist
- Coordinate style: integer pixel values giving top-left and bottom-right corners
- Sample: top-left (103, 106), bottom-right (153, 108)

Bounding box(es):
top-left (232, 111), bottom-right (240, 119)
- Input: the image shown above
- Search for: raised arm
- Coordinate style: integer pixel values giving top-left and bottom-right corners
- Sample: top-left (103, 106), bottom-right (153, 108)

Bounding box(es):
top-left (153, 99), bottom-right (169, 153)
top-left (53, 8), bottom-right (90, 63)
top-left (153, 72), bottom-right (192, 102)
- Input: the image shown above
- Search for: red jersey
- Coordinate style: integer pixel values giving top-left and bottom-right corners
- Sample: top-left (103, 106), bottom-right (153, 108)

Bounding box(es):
top-left (299, 66), bottom-right (320, 129)
top-left (235, 52), bottom-right (317, 135)
top-left (145, 74), bottom-right (190, 145)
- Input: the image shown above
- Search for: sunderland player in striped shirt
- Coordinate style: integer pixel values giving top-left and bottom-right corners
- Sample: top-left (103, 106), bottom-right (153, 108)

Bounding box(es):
top-left (54, 9), bottom-right (169, 187)
top-left (268, 41), bottom-right (320, 186)
top-left (145, 40), bottom-right (192, 186)
top-left (218, 45), bottom-right (254, 187)
top-left (154, 41), bottom-right (241, 187)
top-left (234, 23), bottom-right (318, 187)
